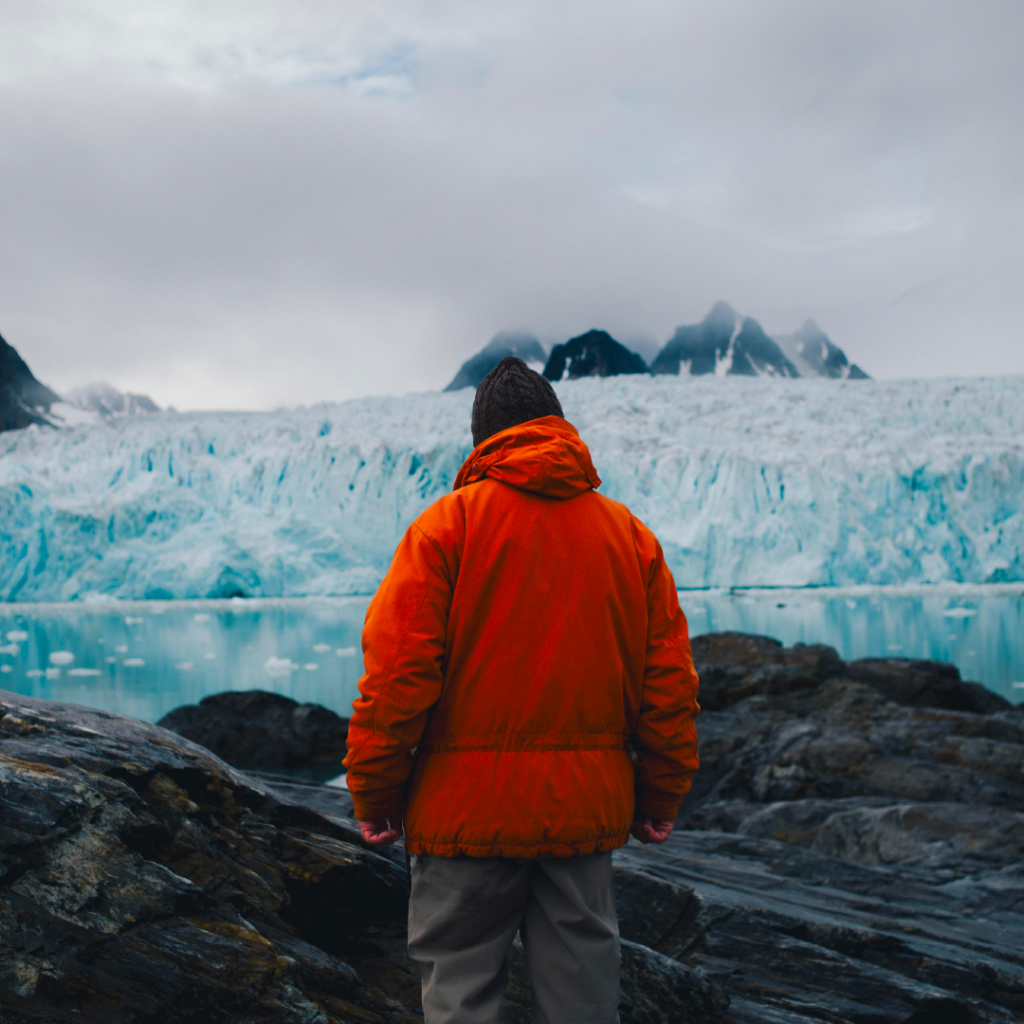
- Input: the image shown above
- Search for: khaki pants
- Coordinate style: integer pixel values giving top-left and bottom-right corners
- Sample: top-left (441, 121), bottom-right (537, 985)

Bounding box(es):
top-left (407, 851), bottom-right (620, 1024)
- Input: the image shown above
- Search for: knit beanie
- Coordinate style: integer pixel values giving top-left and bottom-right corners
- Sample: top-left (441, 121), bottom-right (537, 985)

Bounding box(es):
top-left (471, 356), bottom-right (564, 447)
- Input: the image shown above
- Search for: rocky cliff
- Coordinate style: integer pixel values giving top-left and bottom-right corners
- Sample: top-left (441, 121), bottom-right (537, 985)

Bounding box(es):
top-left (0, 334), bottom-right (59, 433)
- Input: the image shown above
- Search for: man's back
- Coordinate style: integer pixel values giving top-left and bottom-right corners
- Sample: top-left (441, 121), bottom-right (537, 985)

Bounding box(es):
top-left (346, 417), bottom-right (700, 857)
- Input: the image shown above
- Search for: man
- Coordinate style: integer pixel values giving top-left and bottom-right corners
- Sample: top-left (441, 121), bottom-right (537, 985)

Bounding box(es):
top-left (343, 357), bottom-right (700, 1024)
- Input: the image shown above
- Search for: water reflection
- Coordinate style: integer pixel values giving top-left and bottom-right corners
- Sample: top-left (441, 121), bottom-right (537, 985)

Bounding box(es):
top-left (0, 586), bottom-right (1021, 722)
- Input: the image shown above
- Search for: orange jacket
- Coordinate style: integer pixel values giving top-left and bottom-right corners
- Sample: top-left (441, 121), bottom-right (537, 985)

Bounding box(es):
top-left (343, 416), bottom-right (700, 858)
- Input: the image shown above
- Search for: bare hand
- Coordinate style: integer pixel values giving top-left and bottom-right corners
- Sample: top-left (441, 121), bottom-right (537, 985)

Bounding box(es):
top-left (358, 817), bottom-right (403, 847)
top-left (630, 817), bottom-right (674, 845)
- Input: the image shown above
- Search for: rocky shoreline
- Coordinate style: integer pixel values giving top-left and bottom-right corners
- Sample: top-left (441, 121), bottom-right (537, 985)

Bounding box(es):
top-left (2, 633), bottom-right (1022, 1022)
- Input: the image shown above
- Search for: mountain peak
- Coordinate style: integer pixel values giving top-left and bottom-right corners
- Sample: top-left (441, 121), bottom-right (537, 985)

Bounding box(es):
top-left (64, 382), bottom-right (161, 417)
top-left (652, 307), bottom-right (798, 378)
top-left (542, 330), bottom-right (648, 382)
top-left (773, 321), bottom-right (870, 380)
top-left (0, 333), bottom-right (60, 433)
top-left (445, 332), bottom-right (547, 391)
top-left (705, 300), bottom-right (739, 327)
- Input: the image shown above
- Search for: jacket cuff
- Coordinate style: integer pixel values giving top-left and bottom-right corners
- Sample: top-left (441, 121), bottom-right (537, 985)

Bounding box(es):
top-left (635, 792), bottom-right (682, 822)
top-left (349, 784), bottom-right (404, 824)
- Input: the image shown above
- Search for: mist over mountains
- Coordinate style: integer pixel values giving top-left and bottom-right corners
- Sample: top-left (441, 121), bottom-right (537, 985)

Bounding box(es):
top-left (0, 332), bottom-right (161, 435)
top-left (445, 303), bottom-right (869, 389)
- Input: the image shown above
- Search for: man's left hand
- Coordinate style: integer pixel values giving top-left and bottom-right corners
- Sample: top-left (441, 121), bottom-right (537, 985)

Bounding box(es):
top-left (630, 817), bottom-right (674, 844)
top-left (358, 818), bottom-right (403, 847)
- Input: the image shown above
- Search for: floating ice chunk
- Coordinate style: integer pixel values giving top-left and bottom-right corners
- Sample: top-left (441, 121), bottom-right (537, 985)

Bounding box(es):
top-left (313, 643), bottom-right (332, 653)
top-left (304, 663), bottom-right (319, 671)
top-left (335, 647), bottom-right (357, 657)
top-left (123, 658), bottom-right (146, 667)
top-left (69, 668), bottom-right (101, 677)
top-left (45, 667), bottom-right (60, 678)
top-left (1013, 682), bottom-right (1024, 689)
top-left (115, 645), bottom-right (128, 653)
top-left (105, 656), bottom-right (117, 663)
top-left (204, 652), bottom-right (216, 660)
top-left (6, 631), bottom-right (28, 642)
top-left (175, 662), bottom-right (194, 670)
top-left (887, 644), bottom-right (903, 651)
top-left (26, 669), bottom-right (44, 678)
top-left (124, 616), bottom-right (144, 625)
top-left (265, 656), bottom-right (297, 676)
top-left (0, 644), bottom-right (20, 657)
top-left (0, 665), bottom-right (12, 674)
top-left (193, 613), bottom-right (211, 623)
top-left (942, 608), bottom-right (977, 618)
top-left (49, 651), bottom-right (75, 666)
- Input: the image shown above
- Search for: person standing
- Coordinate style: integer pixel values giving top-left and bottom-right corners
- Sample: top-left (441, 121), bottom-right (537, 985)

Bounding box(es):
top-left (343, 357), bottom-right (700, 1024)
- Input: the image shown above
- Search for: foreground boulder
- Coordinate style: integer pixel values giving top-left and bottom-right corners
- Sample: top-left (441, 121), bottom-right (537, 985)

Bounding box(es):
top-left (158, 690), bottom-right (349, 777)
top-left (0, 691), bottom-right (414, 1023)
top-left (1, 333), bottom-right (59, 433)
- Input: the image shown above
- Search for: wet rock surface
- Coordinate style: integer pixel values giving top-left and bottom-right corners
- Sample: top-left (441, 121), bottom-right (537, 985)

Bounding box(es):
top-left (158, 690), bottom-right (349, 779)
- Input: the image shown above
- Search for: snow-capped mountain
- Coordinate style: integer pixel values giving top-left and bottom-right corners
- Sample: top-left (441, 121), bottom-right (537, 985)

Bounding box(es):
top-left (651, 302), bottom-right (800, 378)
top-left (0, 333), bottom-right (60, 433)
top-left (63, 382), bottom-right (161, 417)
top-left (1, 374), bottom-right (1020, 600)
top-left (774, 321), bottom-right (870, 380)
top-left (445, 332), bottom-right (547, 391)
top-left (543, 330), bottom-right (648, 381)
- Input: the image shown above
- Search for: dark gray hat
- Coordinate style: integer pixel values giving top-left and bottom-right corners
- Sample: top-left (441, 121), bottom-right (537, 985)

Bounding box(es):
top-left (471, 356), bottom-right (564, 447)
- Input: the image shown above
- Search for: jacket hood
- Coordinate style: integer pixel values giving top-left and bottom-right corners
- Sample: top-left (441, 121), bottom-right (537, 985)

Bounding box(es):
top-left (453, 416), bottom-right (601, 499)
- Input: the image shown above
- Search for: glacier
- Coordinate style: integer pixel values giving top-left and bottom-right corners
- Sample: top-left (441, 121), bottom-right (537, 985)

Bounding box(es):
top-left (1, 375), bottom-right (1022, 601)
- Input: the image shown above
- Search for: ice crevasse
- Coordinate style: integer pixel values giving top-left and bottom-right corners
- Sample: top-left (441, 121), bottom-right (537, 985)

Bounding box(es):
top-left (1, 375), bottom-right (1022, 601)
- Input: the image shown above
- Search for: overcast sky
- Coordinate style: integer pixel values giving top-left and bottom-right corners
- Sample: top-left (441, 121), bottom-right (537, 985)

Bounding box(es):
top-left (1, 0), bottom-right (1022, 410)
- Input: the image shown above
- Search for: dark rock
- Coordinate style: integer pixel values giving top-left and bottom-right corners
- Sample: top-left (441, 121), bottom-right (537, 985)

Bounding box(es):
top-left (543, 330), bottom-right (648, 381)
top-left (691, 632), bottom-right (844, 711)
top-left (0, 689), bottom-right (418, 1022)
top-left (773, 319), bottom-right (870, 379)
top-left (615, 830), bottom-right (1024, 1023)
top-left (810, 801), bottom-right (1024, 867)
top-left (445, 331), bottom-right (548, 391)
top-left (157, 690), bottom-right (349, 776)
top-left (0, 333), bottom-right (59, 433)
top-left (651, 303), bottom-right (799, 378)
top-left (845, 657), bottom-right (1012, 714)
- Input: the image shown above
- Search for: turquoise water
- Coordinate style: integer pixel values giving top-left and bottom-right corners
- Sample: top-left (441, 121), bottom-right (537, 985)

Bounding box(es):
top-left (1, 585), bottom-right (1021, 722)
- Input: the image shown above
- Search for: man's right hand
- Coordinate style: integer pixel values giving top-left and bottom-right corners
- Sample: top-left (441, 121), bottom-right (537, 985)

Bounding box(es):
top-left (358, 818), bottom-right (403, 847)
top-left (630, 817), bottom-right (674, 844)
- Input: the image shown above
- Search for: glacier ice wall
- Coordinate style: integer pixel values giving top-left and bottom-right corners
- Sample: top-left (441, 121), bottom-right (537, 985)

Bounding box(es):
top-left (1, 376), bottom-right (1022, 600)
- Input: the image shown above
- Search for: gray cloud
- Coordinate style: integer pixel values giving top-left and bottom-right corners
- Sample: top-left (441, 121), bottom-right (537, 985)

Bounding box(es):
top-left (0, 0), bottom-right (1021, 409)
